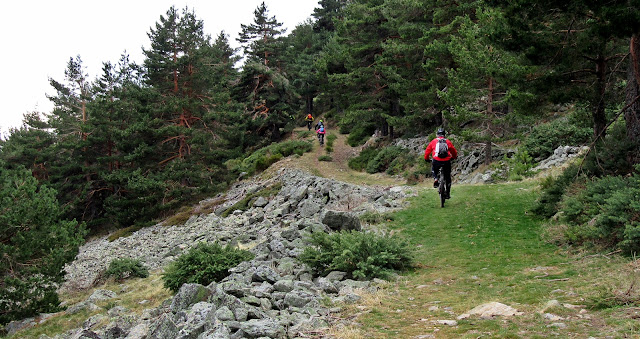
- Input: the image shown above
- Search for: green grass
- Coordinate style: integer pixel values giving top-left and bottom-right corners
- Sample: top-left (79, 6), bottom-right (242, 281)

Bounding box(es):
top-left (334, 181), bottom-right (640, 338)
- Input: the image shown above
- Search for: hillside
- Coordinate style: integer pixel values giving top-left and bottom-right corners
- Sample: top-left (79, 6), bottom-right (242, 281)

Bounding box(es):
top-left (6, 133), bottom-right (640, 338)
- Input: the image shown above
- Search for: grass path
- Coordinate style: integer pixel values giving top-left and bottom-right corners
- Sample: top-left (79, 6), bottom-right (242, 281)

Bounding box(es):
top-left (269, 128), bottom-right (639, 338)
top-left (337, 182), bottom-right (639, 338)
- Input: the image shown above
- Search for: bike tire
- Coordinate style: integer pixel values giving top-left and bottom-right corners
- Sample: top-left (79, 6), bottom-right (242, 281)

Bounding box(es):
top-left (439, 171), bottom-right (446, 208)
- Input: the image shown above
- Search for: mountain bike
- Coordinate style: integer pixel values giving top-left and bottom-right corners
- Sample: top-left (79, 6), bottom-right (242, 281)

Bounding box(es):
top-left (437, 167), bottom-right (449, 208)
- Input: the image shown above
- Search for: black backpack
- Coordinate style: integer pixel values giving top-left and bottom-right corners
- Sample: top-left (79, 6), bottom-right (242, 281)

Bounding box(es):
top-left (436, 138), bottom-right (449, 158)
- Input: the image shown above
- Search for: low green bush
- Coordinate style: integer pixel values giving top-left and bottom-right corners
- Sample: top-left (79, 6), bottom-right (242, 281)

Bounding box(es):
top-left (531, 164), bottom-right (582, 218)
top-left (346, 123), bottom-right (376, 146)
top-left (533, 123), bottom-right (637, 219)
top-left (522, 119), bottom-right (592, 160)
top-left (162, 242), bottom-right (254, 292)
top-left (348, 147), bottom-right (380, 171)
top-left (560, 169), bottom-right (640, 254)
top-left (366, 146), bottom-right (415, 175)
top-left (298, 231), bottom-right (414, 280)
top-left (105, 258), bottom-right (149, 281)
top-left (318, 155), bottom-right (333, 162)
top-left (229, 140), bottom-right (313, 176)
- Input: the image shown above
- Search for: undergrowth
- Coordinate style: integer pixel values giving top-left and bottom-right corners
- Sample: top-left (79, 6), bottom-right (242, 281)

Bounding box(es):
top-left (298, 231), bottom-right (414, 280)
top-left (162, 242), bottom-right (254, 292)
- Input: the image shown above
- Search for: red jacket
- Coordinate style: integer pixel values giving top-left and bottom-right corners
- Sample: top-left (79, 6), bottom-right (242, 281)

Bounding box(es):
top-left (424, 136), bottom-right (458, 161)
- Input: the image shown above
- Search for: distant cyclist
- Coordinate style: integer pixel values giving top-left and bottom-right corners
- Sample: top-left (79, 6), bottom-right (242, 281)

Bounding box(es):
top-left (305, 113), bottom-right (314, 131)
top-left (314, 119), bottom-right (324, 131)
top-left (424, 128), bottom-right (458, 198)
top-left (316, 124), bottom-right (326, 145)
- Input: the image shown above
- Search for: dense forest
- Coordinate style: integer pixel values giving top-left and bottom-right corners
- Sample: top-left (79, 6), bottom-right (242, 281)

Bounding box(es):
top-left (2, 0), bottom-right (640, 326)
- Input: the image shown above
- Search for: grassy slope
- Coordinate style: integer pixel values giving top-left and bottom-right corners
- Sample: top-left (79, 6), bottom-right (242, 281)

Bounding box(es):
top-left (336, 181), bottom-right (640, 338)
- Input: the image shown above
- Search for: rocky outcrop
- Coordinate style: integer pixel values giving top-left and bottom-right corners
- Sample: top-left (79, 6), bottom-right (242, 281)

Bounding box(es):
top-left (392, 136), bottom-right (586, 184)
top-left (39, 168), bottom-right (413, 339)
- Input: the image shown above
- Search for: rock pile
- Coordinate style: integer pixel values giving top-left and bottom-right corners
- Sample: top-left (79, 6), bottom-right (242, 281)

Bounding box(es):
top-left (33, 168), bottom-right (412, 339)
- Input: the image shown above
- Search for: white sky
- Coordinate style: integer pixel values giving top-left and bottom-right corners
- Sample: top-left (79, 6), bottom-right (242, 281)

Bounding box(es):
top-left (0, 0), bottom-right (318, 134)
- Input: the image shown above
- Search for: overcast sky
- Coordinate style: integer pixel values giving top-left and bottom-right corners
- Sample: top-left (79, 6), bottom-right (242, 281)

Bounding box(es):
top-left (0, 0), bottom-right (319, 134)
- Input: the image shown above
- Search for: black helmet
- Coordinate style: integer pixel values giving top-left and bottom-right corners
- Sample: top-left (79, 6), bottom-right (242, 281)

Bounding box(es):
top-left (437, 128), bottom-right (446, 136)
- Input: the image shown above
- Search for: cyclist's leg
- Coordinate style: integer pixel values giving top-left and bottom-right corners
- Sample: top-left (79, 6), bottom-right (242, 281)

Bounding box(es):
top-left (443, 160), bottom-right (452, 198)
top-left (431, 160), bottom-right (442, 188)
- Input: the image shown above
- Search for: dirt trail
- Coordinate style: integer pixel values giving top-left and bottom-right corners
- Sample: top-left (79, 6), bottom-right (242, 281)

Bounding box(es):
top-left (267, 127), bottom-right (406, 187)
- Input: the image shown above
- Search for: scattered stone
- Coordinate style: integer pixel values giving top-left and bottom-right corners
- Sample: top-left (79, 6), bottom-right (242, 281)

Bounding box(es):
top-left (88, 289), bottom-right (117, 302)
top-left (435, 320), bottom-right (458, 326)
top-left (457, 302), bottom-right (523, 320)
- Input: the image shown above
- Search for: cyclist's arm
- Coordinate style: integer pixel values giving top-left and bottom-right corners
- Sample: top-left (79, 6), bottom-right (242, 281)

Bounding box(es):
top-left (424, 141), bottom-right (434, 161)
top-left (448, 142), bottom-right (458, 160)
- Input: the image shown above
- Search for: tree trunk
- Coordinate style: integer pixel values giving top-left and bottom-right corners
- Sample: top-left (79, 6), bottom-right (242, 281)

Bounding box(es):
top-left (305, 95), bottom-right (313, 115)
top-left (593, 53), bottom-right (607, 140)
top-left (485, 77), bottom-right (494, 165)
top-left (625, 34), bottom-right (640, 164)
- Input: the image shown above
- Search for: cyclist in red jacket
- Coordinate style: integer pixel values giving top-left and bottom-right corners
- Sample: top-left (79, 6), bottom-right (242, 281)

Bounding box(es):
top-left (424, 128), bottom-right (458, 197)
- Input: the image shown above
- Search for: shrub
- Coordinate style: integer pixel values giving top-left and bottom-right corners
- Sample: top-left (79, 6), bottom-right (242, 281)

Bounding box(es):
top-left (560, 170), bottom-right (640, 253)
top-left (348, 147), bottom-right (380, 171)
top-left (531, 164), bottom-right (582, 218)
top-left (105, 258), bottom-right (149, 281)
top-left (366, 146), bottom-right (414, 175)
top-left (533, 123), bottom-right (637, 219)
top-left (522, 119), bottom-right (592, 160)
top-left (318, 155), bottom-right (333, 162)
top-left (162, 242), bottom-right (254, 292)
top-left (229, 140), bottom-right (313, 176)
top-left (347, 123), bottom-right (376, 146)
top-left (298, 231), bottom-right (414, 280)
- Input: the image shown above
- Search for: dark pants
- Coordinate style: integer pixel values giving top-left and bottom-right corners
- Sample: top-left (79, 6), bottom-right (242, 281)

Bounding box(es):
top-left (432, 159), bottom-right (452, 191)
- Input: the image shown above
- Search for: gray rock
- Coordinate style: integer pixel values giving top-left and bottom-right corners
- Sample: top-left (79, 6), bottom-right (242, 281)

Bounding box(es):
top-left (284, 290), bottom-right (315, 308)
top-left (66, 301), bottom-right (101, 315)
top-left (88, 289), bottom-right (117, 302)
top-left (273, 280), bottom-right (294, 293)
top-left (321, 210), bottom-right (361, 231)
top-left (107, 306), bottom-right (128, 317)
top-left (314, 277), bottom-right (338, 294)
top-left (215, 306), bottom-right (235, 321)
top-left (325, 271), bottom-right (347, 281)
top-left (199, 322), bottom-right (232, 339)
top-left (240, 319), bottom-right (285, 338)
top-left (124, 323), bottom-right (149, 339)
top-left (170, 284), bottom-right (211, 313)
top-left (147, 313), bottom-right (178, 339)
top-left (253, 196), bottom-right (269, 208)
top-left (298, 200), bottom-right (321, 218)
top-left (252, 265), bottom-right (280, 284)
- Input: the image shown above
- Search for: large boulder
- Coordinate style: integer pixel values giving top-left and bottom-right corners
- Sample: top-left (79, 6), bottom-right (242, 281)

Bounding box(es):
top-left (170, 284), bottom-right (212, 313)
top-left (321, 210), bottom-right (361, 231)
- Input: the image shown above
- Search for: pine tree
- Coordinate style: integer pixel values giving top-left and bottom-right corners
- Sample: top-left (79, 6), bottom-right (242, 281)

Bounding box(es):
top-left (328, 0), bottom-right (396, 140)
top-left (490, 0), bottom-right (631, 141)
top-left (235, 2), bottom-right (293, 141)
top-left (45, 56), bottom-right (96, 224)
top-left (0, 163), bottom-right (85, 325)
top-left (237, 2), bottom-right (286, 66)
top-left (438, 8), bottom-right (535, 164)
